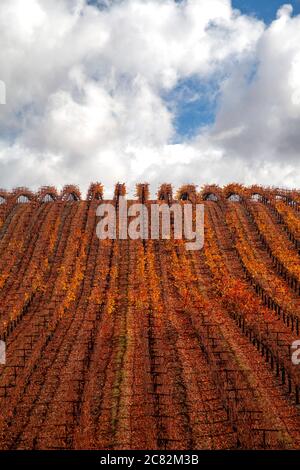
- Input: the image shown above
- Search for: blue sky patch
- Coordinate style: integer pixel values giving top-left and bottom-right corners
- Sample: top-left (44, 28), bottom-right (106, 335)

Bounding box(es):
top-left (171, 1), bottom-right (300, 139)
top-left (232, 0), bottom-right (300, 23)
top-left (163, 78), bottom-right (219, 141)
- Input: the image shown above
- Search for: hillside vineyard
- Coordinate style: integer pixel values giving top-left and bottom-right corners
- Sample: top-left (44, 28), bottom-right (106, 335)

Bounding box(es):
top-left (1, 182), bottom-right (300, 449)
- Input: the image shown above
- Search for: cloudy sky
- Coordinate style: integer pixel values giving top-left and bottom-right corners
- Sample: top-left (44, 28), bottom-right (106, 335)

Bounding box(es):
top-left (0, 0), bottom-right (300, 196)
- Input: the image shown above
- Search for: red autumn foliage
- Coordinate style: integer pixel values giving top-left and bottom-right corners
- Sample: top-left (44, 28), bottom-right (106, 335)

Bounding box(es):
top-left (0, 184), bottom-right (300, 450)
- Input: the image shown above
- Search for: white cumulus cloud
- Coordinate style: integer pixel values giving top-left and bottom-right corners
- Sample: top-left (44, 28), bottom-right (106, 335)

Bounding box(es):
top-left (0, 0), bottom-right (299, 196)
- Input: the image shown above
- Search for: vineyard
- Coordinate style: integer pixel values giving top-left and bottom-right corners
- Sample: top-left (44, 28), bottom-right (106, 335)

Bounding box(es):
top-left (1, 182), bottom-right (300, 450)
